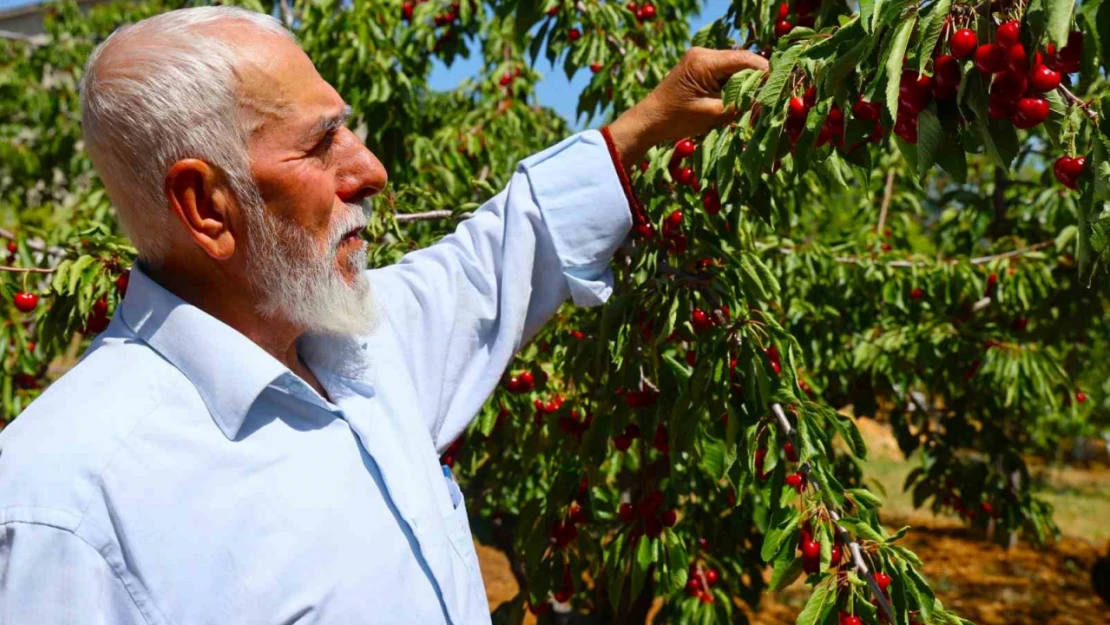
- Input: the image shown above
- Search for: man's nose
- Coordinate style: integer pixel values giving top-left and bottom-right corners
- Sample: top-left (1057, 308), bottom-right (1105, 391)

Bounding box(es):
top-left (335, 127), bottom-right (388, 205)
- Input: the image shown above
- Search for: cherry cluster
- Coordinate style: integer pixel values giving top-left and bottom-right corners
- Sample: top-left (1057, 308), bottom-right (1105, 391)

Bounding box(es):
top-left (502, 369), bottom-right (535, 393)
top-left (616, 489), bottom-right (678, 540)
top-left (626, 1), bottom-right (657, 22)
top-left (970, 22), bottom-right (1079, 128)
top-left (774, 0), bottom-right (821, 38)
top-left (684, 563), bottom-right (720, 603)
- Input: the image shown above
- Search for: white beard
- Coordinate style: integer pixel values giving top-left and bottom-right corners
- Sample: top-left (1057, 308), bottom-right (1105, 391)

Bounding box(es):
top-left (246, 201), bottom-right (379, 337)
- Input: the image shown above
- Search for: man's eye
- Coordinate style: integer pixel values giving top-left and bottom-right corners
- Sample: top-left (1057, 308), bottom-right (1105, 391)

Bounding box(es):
top-left (314, 131), bottom-right (336, 155)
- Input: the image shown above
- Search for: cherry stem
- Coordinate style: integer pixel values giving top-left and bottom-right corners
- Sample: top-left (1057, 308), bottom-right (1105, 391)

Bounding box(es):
top-left (1057, 84), bottom-right (1099, 122)
top-left (769, 402), bottom-right (896, 623)
top-left (827, 238), bottom-right (1055, 268)
top-left (876, 169), bottom-right (896, 234)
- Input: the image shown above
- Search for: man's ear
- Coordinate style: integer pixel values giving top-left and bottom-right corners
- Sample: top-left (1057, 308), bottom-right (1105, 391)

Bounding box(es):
top-left (165, 159), bottom-right (239, 260)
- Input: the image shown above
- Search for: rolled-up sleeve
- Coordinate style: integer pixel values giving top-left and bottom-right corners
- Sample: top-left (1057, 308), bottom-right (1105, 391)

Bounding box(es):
top-left (1, 522), bottom-right (149, 624)
top-left (369, 130), bottom-right (633, 450)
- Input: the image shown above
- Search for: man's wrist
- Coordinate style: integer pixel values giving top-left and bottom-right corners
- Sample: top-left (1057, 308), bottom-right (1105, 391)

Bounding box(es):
top-left (607, 102), bottom-right (664, 171)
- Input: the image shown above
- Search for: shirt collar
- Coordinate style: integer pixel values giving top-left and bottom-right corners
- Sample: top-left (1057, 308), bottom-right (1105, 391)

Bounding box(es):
top-left (119, 264), bottom-right (374, 440)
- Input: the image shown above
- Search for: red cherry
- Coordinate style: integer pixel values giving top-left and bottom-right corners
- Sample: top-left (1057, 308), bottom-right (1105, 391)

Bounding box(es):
top-left (1054, 155), bottom-right (1086, 189)
top-left (803, 85), bottom-right (817, 108)
top-left (755, 448), bottom-right (768, 481)
top-left (795, 0), bottom-right (817, 15)
top-left (626, 1), bottom-right (637, 11)
top-left (774, 19), bottom-right (794, 37)
top-left (852, 97), bottom-right (880, 121)
top-left (674, 167), bottom-right (695, 186)
top-left (1006, 43), bottom-right (1029, 75)
top-left (26, 341), bottom-right (35, 351)
top-left (788, 96), bottom-right (809, 119)
top-left (674, 138), bottom-right (696, 159)
top-left (702, 188), bottom-right (721, 215)
top-left (705, 568), bottom-right (719, 585)
top-left (777, 2), bottom-right (790, 18)
top-left (784, 440), bottom-right (799, 462)
top-left (898, 71), bottom-right (931, 113)
top-left (401, 1), bottom-right (414, 20)
top-left (634, 223), bottom-right (656, 239)
top-left (797, 14), bottom-right (815, 27)
top-left (1076, 391), bottom-right (1088, 403)
top-left (1011, 97), bottom-right (1049, 129)
top-left (499, 73), bottom-right (512, 86)
top-left (995, 21), bottom-right (1021, 49)
top-left (974, 44), bottom-right (1007, 74)
top-left (520, 370), bottom-right (534, 389)
top-left (830, 542), bottom-right (842, 565)
top-left (13, 292), bottom-right (38, 313)
top-left (637, 2), bottom-right (655, 19)
top-left (786, 472), bottom-right (804, 492)
top-left (613, 433), bottom-right (631, 451)
top-left (801, 539), bottom-right (820, 559)
top-left (663, 211), bottom-right (684, 235)
top-left (686, 577), bottom-right (702, 595)
top-left (589, 62), bottom-right (603, 73)
top-left (894, 115), bottom-right (918, 144)
top-left (700, 592), bottom-right (714, 603)
top-left (1029, 64), bottom-right (1061, 92)
top-left (619, 502), bottom-right (635, 522)
top-left (666, 234), bottom-right (688, 255)
top-left (875, 572), bottom-right (892, 591)
top-left (115, 271), bottom-right (130, 296)
top-left (661, 509), bottom-right (677, 527)
top-left (951, 28), bottom-right (977, 58)
top-left (988, 97), bottom-right (1016, 119)
top-left (991, 70), bottom-right (1028, 103)
top-left (692, 308), bottom-right (712, 331)
top-left (5, 242), bottom-right (15, 254)
top-left (841, 614), bottom-right (863, 625)
top-left (567, 28), bottom-right (581, 41)
top-left (910, 287), bottom-right (924, 299)
top-left (765, 346), bottom-right (782, 375)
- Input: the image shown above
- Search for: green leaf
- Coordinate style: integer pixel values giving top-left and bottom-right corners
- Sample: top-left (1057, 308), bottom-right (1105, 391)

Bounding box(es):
top-left (665, 529), bottom-right (689, 593)
top-left (758, 46), bottom-right (802, 108)
top-left (916, 107), bottom-right (944, 178)
top-left (631, 535), bottom-right (654, 601)
top-left (762, 507), bottom-right (802, 561)
top-left (1045, 0), bottom-right (1074, 47)
top-left (885, 18), bottom-right (917, 120)
top-left (848, 488), bottom-right (884, 508)
top-left (917, 0), bottom-right (952, 73)
top-left (796, 578), bottom-right (836, 625)
top-left (770, 554), bottom-right (805, 590)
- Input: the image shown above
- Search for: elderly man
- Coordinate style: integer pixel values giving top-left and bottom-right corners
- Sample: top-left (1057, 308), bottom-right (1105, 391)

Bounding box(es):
top-left (0, 6), bottom-right (765, 624)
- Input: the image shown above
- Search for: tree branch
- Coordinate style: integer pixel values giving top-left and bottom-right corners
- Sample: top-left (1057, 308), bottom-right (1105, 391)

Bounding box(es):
top-left (0, 265), bottom-right (54, 274)
top-left (393, 210), bottom-right (472, 223)
top-left (770, 403), bottom-right (896, 623)
top-left (830, 239), bottom-right (1055, 268)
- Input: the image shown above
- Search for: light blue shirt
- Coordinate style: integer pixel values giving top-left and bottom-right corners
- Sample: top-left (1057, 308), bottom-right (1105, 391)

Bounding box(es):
top-left (0, 130), bottom-right (632, 624)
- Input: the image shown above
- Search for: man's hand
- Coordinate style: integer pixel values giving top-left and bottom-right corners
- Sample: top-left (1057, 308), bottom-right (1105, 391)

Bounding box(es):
top-left (607, 47), bottom-right (770, 170)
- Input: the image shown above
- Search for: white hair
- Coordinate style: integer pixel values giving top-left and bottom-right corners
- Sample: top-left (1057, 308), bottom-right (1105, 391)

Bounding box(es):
top-left (78, 6), bottom-right (296, 263)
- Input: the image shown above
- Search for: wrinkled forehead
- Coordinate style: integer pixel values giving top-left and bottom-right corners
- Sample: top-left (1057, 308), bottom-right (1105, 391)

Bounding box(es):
top-left (223, 26), bottom-right (346, 142)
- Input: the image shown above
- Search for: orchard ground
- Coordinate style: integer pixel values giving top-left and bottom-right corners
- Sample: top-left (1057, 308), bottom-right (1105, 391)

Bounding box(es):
top-left (478, 418), bottom-right (1110, 625)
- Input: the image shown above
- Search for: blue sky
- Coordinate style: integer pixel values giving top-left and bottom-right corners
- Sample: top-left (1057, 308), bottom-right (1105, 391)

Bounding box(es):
top-left (1, 0), bottom-right (728, 126)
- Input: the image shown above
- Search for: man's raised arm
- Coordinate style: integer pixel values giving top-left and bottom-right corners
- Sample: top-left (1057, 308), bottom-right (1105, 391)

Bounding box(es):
top-left (368, 48), bottom-right (769, 451)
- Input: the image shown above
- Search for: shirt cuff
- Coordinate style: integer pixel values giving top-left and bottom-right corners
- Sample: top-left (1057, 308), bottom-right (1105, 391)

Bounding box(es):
top-left (520, 129), bottom-right (634, 307)
top-left (599, 125), bottom-right (648, 226)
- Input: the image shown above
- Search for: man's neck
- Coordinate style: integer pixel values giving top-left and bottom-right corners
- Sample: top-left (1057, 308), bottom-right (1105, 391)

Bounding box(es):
top-left (142, 261), bottom-right (330, 400)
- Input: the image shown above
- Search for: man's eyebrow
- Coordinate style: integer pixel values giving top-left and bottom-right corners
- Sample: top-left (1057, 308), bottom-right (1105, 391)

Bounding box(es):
top-left (303, 104), bottom-right (353, 144)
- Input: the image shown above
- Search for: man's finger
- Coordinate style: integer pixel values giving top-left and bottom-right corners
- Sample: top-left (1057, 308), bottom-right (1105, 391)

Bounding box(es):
top-left (695, 48), bottom-right (770, 85)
